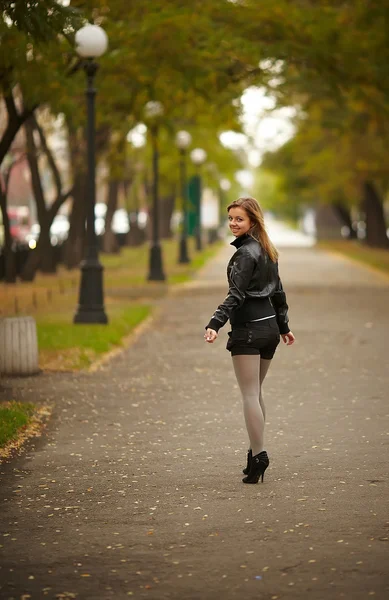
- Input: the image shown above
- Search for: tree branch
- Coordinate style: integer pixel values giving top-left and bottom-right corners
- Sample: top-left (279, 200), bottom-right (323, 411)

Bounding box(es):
top-left (0, 91), bottom-right (38, 166)
top-left (4, 92), bottom-right (18, 123)
top-left (25, 116), bottom-right (47, 224)
top-left (32, 115), bottom-right (62, 198)
top-left (3, 152), bottom-right (27, 194)
top-left (48, 187), bottom-right (73, 221)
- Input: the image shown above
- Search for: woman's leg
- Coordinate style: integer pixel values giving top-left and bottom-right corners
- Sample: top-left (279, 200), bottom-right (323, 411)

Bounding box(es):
top-left (232, 355), bottom-right (265, 456)
top-left (259, 357), bottom-right (272, 423)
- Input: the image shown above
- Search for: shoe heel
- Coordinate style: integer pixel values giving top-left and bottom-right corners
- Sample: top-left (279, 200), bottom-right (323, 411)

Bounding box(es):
top-left (242, 451), bottom-right (269, 484)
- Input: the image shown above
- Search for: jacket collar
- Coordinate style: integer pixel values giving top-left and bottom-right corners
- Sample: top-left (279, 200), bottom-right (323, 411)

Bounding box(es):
top-left (230, 233), bottom-right (252, 248)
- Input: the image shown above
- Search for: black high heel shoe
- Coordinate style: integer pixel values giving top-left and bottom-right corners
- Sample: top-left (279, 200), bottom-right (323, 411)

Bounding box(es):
top-left (242, 451), bottom-right (269, 484)
top-left (242, 449), bottom-right (252, 474)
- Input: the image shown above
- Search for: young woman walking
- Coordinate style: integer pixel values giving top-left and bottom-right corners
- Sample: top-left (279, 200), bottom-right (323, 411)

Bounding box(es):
top-left (204, 197), bottom-right (295, 484)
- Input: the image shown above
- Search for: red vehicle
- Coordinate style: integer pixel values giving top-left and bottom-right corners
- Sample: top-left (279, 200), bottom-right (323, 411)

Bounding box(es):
top-left (7, 206), bottom-right (31, 243)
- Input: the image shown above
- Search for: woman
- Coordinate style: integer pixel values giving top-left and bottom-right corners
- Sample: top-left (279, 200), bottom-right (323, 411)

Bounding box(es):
top-left (204, 197), bottom-right (295, 484)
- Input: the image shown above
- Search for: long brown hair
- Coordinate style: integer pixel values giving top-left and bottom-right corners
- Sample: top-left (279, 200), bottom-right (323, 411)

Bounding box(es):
top-left (227, 197), bottom-right (278, 262)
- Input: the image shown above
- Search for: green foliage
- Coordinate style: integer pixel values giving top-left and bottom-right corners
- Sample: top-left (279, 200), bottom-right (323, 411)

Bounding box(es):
top-left (2, 0), bottom-right (389, 234)
top-left (0, 1), bottom-right (79, 42)
top-left (253, 0), bottom-right (389, 220)
top-left (252, 169), bottom-right (288, 214)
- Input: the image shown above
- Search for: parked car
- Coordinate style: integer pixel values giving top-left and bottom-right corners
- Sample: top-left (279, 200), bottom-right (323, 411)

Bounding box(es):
top-left (7, 206), bottom-right (31, 243)
top-left (25, 214), bottom-right (70, 248)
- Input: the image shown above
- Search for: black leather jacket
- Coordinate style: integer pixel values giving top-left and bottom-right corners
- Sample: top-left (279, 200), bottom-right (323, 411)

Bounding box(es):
top-left (206, 233), bottom-right (290, 334)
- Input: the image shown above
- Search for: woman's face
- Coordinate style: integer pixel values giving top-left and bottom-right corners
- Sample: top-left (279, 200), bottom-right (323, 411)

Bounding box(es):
top-left (228, 206), bottom-right (252, 237)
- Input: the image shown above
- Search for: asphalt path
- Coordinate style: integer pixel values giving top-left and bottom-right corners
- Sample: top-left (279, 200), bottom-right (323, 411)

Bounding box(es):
top-left (0, 229), bottom-right (388, 600)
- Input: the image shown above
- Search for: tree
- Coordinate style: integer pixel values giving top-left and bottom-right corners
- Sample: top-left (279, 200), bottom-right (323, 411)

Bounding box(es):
top-left (20, 113), bottom-right (73, 280)
top-left (0, 0), bottom-right (79, 167)
top-left (61, 0), bottom-right (267, 261)
top-left (240, 0), bottom-right (389, 246)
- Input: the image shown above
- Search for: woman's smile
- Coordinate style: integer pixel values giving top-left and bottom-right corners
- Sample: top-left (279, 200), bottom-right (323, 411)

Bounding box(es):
top-left (228, 206), bottom-right (253, 236)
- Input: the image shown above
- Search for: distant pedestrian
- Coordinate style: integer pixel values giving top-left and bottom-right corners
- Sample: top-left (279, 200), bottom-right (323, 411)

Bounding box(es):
top-left (204, 197), bottom-right (295, 483)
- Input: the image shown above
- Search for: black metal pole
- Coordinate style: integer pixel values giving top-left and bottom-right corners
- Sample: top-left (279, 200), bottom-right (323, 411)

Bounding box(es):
top-left (195, 171), bottom-right (202, 251)
top-left (147, 126), bottom-right (165, 281)
top-left (178, 148), bottom-right (190, 264)
top-left (74, 59), bottom-right (108, 324)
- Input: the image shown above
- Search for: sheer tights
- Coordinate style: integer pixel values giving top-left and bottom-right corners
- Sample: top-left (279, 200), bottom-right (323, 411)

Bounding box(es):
top-left (232, 355), bottom-right (272, 456)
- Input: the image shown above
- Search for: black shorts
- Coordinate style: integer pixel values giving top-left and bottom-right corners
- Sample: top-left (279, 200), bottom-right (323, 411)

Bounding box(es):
top-left (226, 318), bottom-right (280, 359)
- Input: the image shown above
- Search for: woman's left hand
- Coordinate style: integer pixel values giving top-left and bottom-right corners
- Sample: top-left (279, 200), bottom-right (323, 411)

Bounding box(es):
top-left (204, 328), bottom-right (218, 343)
top-left (282, 331), bottom-right (295, 346)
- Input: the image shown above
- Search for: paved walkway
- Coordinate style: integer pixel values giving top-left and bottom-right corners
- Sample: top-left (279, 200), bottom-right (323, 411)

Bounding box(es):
top-left (0, 233), bottom-right (388, 600)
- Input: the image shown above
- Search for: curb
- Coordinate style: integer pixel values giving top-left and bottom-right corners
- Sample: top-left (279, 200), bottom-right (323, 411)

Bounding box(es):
top-left (87, 305), bottom-right (162, 373)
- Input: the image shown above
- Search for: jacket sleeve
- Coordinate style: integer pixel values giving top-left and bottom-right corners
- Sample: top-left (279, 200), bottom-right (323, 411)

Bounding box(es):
top-left (206, 249), bottom-right (256, 332)
top-left (271, 273), bottom-right (290, 334)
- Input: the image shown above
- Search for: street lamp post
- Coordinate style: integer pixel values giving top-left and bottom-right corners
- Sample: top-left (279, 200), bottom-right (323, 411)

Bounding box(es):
top-left (175, 130), bottom-right (192, 264)
top-left (190, 148), bottom-right (207, 251)
top-left (73, 24), bottom-right (108, 324)
top-left (144, 101), bottom-right (165, 281)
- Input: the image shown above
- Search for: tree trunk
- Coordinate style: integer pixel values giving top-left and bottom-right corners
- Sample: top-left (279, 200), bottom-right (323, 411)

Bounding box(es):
top-left (22, 118), bottom-right (57, 279)
top-left (124, 179), bottom-right (145, 247)
top-left (63, 119), bottom-right (87, 269)
top-left (102, 180), bottom-right (119, 254)
top-left (21, 116), bottom-right (72, 279)
top-left (362, 181), bottom-right (389, 248)
top-left (332, 202), bottom-right (357, 239)
top-left (314, 203), bottom-right (345, 240)
top-left (160, 193), bottom-right (175, 239)
top-left (20, 225), bottom-right (55, 281)
top-left (64, 172), bottom-right (87, 268)
top-left (127, 215), bottom-right (146, 246)
top-left (0, 92), bottom-right (37, 168)
top-left (0, 185), bottom-right (17, 283)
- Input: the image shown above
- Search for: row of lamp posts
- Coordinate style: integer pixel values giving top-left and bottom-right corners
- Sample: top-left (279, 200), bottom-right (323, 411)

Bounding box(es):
top-left (72, 23), bottom-right (222, 324)
top-left (175, 132), bottom-right (208, 263)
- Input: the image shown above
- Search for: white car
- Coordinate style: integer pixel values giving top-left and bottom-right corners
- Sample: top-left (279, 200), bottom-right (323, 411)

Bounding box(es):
top-left (112, 209), bottom-right (130, 234)
top-left (50, 215), bottom-right (70, 245)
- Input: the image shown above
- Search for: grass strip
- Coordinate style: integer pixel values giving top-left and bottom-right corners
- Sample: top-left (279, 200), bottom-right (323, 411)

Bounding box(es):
top-left (317, 240), bottom-right (389, 276)
top-left (37, 303), bottom-right (151, 370)
top-left (0, 402), bottom-right (35, 447)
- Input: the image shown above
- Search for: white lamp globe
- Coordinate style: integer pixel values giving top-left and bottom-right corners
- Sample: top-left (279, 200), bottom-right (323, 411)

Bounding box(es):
top-left (175, 130), bottom-right (192, 150)
top-left (75, 24), bottom-right (108, 58)
top-left (190, 148), bottom-right (207, 166)
top-left (220, 177), bottom-right (231, 192)
top-left (144, 101), bottom-right (164, 120)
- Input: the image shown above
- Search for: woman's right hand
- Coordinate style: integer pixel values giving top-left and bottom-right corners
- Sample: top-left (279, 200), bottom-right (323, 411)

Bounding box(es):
top-left (204, 328), bottom-right (218, 343)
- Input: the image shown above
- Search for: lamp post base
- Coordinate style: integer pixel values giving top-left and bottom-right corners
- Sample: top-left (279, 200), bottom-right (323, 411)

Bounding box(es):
top-left (147, 243), bottom-right (166, 281)
top-left (73, 259), bottom-right (108, 324)
top-left (178, 236), bottom-right (190, 264)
